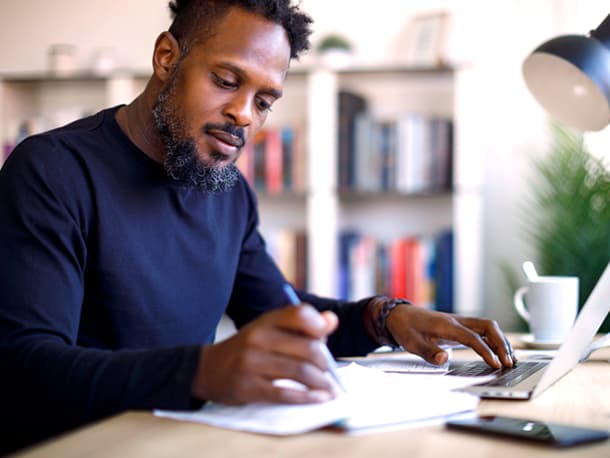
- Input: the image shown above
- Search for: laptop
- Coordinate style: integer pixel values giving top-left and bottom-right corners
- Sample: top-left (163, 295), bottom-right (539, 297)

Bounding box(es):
top-left (449, 262), bottom-right (610, 400)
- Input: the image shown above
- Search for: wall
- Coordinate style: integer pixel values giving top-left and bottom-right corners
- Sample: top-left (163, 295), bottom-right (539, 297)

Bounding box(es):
top-left (1, 0), bottom-right (608, 329)
top-left (0, 0), bottom-right (168, 74)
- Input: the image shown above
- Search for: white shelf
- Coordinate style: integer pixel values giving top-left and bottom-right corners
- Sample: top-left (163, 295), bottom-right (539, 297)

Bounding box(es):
top-left (0, 72), bottom-right (147, 149)
top-left (0, 65), bottom-right (483, 315)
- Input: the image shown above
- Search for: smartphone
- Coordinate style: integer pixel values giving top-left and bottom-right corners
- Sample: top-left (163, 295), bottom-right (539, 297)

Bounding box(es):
top-left (445, 415), bottom-right (609, 448)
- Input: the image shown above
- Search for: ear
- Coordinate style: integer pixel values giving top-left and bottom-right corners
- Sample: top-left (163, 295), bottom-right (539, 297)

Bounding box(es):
top-left (152, 31), bottom-right (181, 82)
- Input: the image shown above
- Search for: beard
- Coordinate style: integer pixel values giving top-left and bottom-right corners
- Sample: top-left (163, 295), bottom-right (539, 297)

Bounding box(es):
top-left (151, 68), bottom-right (243, 193)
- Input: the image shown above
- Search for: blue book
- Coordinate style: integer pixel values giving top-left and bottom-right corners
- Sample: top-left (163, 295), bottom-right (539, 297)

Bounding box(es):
top-left (338, 231), bottom-right (361, 300)
top-left (434, 229), bottom-right (454, 313)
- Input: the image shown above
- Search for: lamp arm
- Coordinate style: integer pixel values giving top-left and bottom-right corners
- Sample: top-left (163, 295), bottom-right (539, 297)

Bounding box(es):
top-left (590, 13), bottom-right (610, 49)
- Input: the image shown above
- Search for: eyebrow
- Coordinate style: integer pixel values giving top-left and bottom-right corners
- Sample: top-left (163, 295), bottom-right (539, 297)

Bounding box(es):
top-left (218, 62), bottom-right (284, 99)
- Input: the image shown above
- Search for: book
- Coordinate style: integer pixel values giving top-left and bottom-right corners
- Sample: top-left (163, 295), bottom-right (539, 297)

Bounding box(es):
top-left (265, 229), bottom-right (308, 289)
top-left (291, 123), bottom-right (307, 193)
top-left (378, 121), bottom-right (397, 192)
top-left (338, 231), bottom-right (361, 300)
top-left (435, 229), bottom-right (454, 313)
top-left (252, 130), bottom-right (267, 191)
top-left (389, 238), bottom-right (408, 299)
top-left (264, 128), bottom-right (283, 194)
top-left (337, 91), bottom-right (368, 191)
top-left (374, 243), bottom-right (390, 298)
top-left (335, 230), bottom-right (452, 309)
top-left (350, 235), bottom-right (377, 300)
top-left (428, 117), bottom-right (454, 191)
top-left (353, 112), bottom-right (380, 192)
top-left (281, 126), bottom-right (295, 191)
top-left (294, 232), bottom-right (308, 290)
top-left (404, 237), bottom-right (423, 306)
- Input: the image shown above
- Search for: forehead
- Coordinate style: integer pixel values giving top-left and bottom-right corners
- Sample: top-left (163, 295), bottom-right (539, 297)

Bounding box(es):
top-left (189, 7), bottom-right (291, 84)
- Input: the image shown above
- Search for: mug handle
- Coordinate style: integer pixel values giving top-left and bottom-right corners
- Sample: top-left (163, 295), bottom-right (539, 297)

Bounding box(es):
top-left (513, 286), bottom-right (530, 322)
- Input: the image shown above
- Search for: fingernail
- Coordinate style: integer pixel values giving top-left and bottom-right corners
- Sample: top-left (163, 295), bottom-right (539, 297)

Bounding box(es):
top-left (434, 351), bottom-right (448, 365)
top-left (300, 305), bottom-right (326, 327)
top-left (494, 355), bottom-right (501, 367)
top-left (308, 390), bottom-right (332, 403)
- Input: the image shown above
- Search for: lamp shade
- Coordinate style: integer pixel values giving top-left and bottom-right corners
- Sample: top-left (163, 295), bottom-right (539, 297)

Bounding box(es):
top-left (522, 14), bottom-right (610, 132)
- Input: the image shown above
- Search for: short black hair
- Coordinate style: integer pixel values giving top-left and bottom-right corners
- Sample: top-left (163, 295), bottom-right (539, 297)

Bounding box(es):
top-left (167, 0), bottom-right (313, 59)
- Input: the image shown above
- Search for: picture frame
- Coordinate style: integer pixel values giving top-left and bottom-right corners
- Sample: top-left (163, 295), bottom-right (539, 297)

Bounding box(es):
top-left (404, 11), bottom-right (450, 67)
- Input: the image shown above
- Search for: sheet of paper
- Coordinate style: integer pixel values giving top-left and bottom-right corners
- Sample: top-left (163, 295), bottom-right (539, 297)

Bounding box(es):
top-left (155, 396), bottom-right (350, 435)
top-left (342, 349), bottom-right (451, 373)
top-left (337, 363), bottom-right (488, 431)
top-left (155, 363), bottom-right (492, 435)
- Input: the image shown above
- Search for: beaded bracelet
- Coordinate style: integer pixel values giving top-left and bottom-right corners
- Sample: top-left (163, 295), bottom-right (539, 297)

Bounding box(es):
top-left (374, 297), bottom-right (411, 348)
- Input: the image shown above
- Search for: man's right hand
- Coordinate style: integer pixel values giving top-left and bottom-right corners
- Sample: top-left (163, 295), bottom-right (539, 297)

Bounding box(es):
top-left (191, 305), bottom-right (339, 405)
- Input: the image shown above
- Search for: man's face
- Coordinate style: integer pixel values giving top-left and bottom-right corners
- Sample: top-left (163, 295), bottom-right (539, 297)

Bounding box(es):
top-left (153, 7), bottom-right (291, 191)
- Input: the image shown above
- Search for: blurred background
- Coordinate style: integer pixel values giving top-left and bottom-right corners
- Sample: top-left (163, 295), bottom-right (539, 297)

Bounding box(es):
top-left (1, 0), bottom-right (608, 333)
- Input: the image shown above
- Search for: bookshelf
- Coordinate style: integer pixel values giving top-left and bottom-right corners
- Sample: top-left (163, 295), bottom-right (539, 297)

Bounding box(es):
top-left (247, 62), bottom-right (478, 313)
top-left (0, 72), bottom-right (148, 157)
top-left (0, 63), bottom-right (483, 316)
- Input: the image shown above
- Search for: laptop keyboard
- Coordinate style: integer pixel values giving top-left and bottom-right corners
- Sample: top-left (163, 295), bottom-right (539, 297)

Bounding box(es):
top-left (447, 361), bottom-right (547, 387)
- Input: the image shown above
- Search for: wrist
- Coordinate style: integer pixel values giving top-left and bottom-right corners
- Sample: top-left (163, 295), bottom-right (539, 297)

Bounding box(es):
top-left (190, 345), bottom-right (211, 401)
top-left (364, 296), bottom-right (410, 348)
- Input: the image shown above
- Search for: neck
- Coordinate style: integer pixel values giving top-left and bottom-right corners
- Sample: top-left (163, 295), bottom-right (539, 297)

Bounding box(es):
top-left (116, 91), bottom-right (165, 164)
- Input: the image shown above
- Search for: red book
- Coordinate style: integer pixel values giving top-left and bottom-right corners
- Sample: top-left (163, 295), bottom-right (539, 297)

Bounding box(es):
top-left (390, 238), bottom-right (407, 299)
top-left (291, 124), bottom-right (306, 193)
top-left (405, 237), bottom-right (424, 307)
top-left (264, 129), bottom-right (283, 194)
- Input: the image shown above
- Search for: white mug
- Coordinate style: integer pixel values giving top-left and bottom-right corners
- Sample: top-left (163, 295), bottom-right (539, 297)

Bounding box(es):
top-left (513, 276), bottom-right (579, 342)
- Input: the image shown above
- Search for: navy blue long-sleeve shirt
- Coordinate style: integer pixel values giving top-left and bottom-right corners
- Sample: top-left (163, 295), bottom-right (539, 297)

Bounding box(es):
top-left (0, 107), bottom-right (377, 453)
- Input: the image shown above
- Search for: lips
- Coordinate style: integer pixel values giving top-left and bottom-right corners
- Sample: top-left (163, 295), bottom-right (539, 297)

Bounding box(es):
top-left (206, 129), bottom-right (244, 149)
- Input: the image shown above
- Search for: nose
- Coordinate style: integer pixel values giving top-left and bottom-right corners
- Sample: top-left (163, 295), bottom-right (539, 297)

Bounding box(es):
top-left (222, 92), bottom-right (253, 128)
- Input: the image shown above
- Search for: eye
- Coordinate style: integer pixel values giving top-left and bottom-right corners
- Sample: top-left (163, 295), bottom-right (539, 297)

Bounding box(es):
top-left (256, 97), bottom-right (274, 113)
top-left (211, 72), bottom-right (237, 89)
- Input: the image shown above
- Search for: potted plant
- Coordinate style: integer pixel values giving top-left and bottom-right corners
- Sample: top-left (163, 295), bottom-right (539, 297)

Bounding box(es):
top-left (315, 33), bottom-right (353, 68)
top-left (505, 124), bottom-right (610, 332)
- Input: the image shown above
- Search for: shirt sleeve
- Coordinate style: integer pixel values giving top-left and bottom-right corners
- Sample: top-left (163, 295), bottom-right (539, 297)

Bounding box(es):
top-left (225, 183), bottom-right (378, 357)
top-left (296, 291), bottom-right (379, 357)
top-left (0, 137), bottom-right (202, 452)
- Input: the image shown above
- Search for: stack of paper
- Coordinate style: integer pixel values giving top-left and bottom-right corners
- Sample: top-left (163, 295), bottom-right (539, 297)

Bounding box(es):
top-left (344, 349), bottom-right (452, 373)
top-left (155, 363), bottom-right (491, 435)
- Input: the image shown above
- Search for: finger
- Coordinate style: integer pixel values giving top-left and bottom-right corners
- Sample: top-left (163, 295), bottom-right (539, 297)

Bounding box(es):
top-left (503, 334), bottom-right (517, 363)
top-left (457, 318), bottom-right (514, 367)
top-left (253, 377), bottom-right (334, 405)
top-left (400, 332), bottom-right (449, 365)
top-left (272, 305), bottom-right (332, 339)
top-left (320, 310), bottom-right (339, 334)
top-left (274, 387), bottom-right (334, 404)
top-left (229, 375), bottom-right (334, 405)
top-left (242, 324), bottom-right (329, 370)
top-left (483, 335), bottom-right (513, 368)
top-left (443, 323), bottom-right (502, 368)
top-left (247, 346), bottom-right (335, 393)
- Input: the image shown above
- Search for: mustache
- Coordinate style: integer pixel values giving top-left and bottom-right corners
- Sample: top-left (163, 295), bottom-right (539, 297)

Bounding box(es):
top-left (203, 122), bottom-right (246, 148)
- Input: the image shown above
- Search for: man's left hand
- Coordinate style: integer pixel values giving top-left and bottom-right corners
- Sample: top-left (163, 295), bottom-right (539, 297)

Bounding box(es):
top-left (386, 305), bottom-right (515, 368)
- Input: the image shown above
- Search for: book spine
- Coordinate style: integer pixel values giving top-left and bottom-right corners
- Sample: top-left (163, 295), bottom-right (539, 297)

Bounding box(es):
top-left (265, 129), bottom-right (283, 194)
top-left (338, 91), bottom-right (368, 191)
top-left (253, 130), bottom-right (267, 191)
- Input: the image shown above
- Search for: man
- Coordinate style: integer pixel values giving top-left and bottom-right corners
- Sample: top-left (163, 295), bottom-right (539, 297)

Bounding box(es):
top-left (0, 0), bottom-right (514, 453)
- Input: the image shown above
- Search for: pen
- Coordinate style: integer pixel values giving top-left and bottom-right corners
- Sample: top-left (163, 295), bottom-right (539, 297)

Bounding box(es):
top-left (282, 283), bottom-right (346, 393)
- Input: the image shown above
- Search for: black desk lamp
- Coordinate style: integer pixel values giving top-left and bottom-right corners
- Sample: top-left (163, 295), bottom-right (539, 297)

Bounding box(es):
top-left (522, 13), bottom-right (610, 131)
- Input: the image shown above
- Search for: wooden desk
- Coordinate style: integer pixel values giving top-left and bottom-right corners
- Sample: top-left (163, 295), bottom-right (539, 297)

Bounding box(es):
top-left (14, 344), bottom-right (610, 458)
